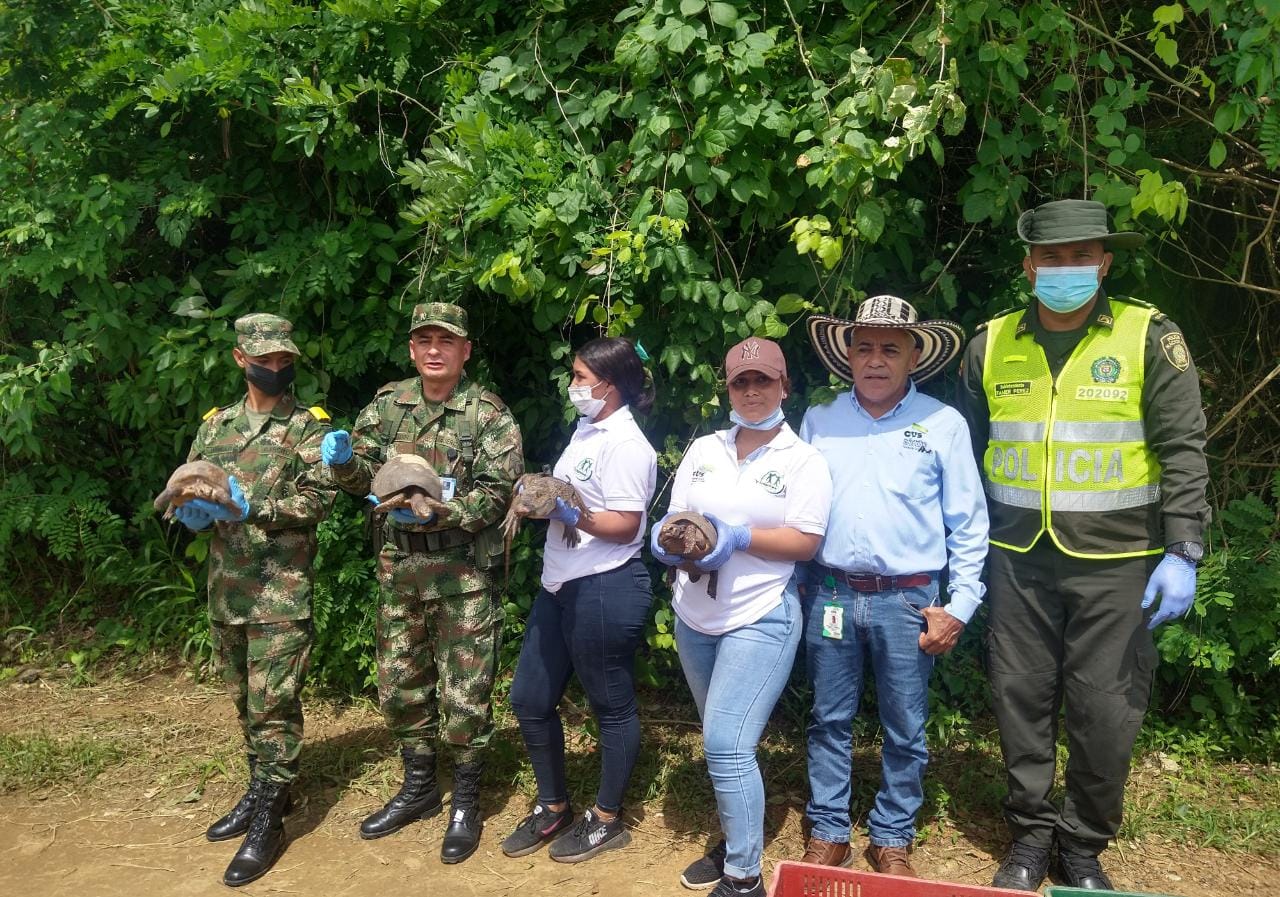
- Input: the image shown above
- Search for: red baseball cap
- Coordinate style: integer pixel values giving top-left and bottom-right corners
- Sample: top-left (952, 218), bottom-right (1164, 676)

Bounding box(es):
top-left (724, 337), bottom-right (787, 380)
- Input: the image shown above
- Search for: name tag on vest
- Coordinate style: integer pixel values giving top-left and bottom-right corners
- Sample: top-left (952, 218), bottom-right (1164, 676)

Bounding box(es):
top-left (994, 381), bottom-right (1032, 397)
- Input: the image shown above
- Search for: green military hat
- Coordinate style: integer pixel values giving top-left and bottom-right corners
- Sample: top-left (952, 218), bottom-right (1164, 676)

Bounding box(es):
top-left (234, 313), bottom-right (300, 355)
top-left (1017, 199), bottom-right (1145, 250)
top-left (410, 302), bottom-right (468, 337)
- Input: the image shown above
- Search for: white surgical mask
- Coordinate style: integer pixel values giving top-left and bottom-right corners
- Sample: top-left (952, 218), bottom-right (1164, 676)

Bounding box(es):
top-left (568, 382), bottom-right (611, 419)
top-left (730, 405), bottom-right (786, 430)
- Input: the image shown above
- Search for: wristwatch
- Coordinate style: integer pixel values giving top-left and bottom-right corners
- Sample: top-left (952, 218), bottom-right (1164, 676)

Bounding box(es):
top-left (1166, 541), bottom-right (1204, 563)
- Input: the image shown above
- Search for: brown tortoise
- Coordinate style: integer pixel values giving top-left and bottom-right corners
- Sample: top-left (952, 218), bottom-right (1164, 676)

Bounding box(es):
top-left (658, 511), bottom-right (721, 600)
top-left (370, 454), bottom-right (445, 520)
top-left (501, 472), bottom-right (593, 579)
top-left (153, 460), bottom-right (241, 519)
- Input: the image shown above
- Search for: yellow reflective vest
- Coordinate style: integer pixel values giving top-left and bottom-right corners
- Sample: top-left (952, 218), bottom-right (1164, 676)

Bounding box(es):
top-left (981, 297), bottom-right (1163, 559)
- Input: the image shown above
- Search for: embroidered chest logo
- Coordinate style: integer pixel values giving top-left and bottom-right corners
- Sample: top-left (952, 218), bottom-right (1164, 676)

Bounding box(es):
top-left (1090, 356), bottom-right (1121, 384)
top-left (755, 470), bottom-right (786, 496)
top-left (902, 425), bottom-right (932, 454)
top-left (690, 464), bottom-right (714, 483)
top-left (573, 458), bottom-right (595, 481)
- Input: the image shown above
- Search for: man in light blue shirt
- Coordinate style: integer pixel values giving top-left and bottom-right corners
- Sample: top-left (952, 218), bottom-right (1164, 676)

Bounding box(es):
top-left (796, 295), bottom-right (989, 878)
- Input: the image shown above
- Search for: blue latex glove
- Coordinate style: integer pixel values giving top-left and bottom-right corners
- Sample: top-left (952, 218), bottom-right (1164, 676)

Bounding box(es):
top-left (366, 493), bottom-right (434, 527)
top-left (693, 513), bottom-right (752, 573)
top-left (321, 430), bottom-right (353, 465)
top-left (548, 496), bottom-right (581, 528)
top-left (186, 476), bottom-right (250, 523)
top-left (648, 513), bottom-right (683, 567)
top-left (1142, 553), bottom-right (1198, 630)
top-left (172, 502), bottom-right (214, 532)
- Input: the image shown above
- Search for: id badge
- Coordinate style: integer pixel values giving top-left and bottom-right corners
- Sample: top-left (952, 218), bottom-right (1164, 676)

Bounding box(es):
top-left (822, 601), bottom-right (843, 640)
top-left (440, 477), bottom-right (457, 502)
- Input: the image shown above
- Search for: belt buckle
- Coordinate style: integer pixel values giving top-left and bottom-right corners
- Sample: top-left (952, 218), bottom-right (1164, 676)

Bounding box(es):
top-left (873, 574), bottom-right (888, 592)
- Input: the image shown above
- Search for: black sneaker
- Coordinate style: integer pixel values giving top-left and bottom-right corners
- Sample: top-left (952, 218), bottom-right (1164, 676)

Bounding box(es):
top-left (708, 876), bottom-right (764, 897)
top-left (1057, 848), bottom-right (1114, 890)
top-left (547, 807), bottom-right (631, 863)
top-left (681, 839), bottom-right (727, 889)
top-left (992, 840), bottom-right (1052, 891)
top-left (501, 803), bottom-right (575, 857)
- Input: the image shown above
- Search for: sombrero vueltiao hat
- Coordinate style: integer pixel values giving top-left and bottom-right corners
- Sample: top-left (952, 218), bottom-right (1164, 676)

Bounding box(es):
top-left (807, 295), bottom-right (965, 384)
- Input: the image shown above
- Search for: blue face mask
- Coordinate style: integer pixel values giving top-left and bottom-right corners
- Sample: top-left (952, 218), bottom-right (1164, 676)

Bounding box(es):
top-left (1032, 264), bottom-right (1102, 313)
top-left (730, 405), bottom-right (786, 430)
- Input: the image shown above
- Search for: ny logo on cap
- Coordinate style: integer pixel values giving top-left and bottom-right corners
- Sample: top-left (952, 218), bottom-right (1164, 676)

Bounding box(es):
top-left (740, 340), bottom-right (761, 360)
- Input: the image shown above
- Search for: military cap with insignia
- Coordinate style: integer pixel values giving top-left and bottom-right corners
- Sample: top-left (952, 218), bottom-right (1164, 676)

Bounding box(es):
top-left (235, 313), bottom-right (300, 356)
top-left (410, 302), bottom-right (468, 337)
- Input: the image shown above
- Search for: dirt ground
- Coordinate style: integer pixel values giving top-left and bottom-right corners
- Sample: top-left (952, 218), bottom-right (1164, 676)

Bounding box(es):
top-left (1, 670), bottom-right (1276, 897)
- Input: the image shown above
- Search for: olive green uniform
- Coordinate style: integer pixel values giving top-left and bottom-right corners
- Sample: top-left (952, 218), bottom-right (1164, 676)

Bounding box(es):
top-left (330, 377), bottom-right (522, 764)
top-left (957, 293), bottom-right (1210, 853)
top-left (189, 393), bottom-right (335, 784)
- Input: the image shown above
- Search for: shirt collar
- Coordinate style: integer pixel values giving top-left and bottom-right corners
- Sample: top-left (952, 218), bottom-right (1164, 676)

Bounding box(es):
top-left (577, 405), bottom-right (635, 433)
top-left (1015, 289), bottom-right (1114, 337)
top-left (849, 381), bottom-right (916, 421)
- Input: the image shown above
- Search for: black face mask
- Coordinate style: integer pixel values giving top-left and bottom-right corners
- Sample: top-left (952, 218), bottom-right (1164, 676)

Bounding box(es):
top-left (245, 362), bottom-right (296, 396)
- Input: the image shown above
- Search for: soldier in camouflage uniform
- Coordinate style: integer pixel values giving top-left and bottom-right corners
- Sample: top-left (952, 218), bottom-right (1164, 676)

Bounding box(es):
top-left (322, 302), bottom-right (522, 864)
top-left (172, 313), bottom-right (335, 887)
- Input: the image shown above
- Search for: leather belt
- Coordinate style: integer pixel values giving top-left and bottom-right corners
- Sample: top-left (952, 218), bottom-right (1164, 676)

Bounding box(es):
top-left (822, 567), bottom-right (933, 592)
top-left (388, 526), bottom-right (473, 553)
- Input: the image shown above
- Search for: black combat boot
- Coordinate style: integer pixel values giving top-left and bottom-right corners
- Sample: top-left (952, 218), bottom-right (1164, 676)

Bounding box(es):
top-left (206, 756), bottom-right (259, 842)
top-left (206, 757), bottom-right (293, 842)
top-left (222, 782), bottom-right (289, 887)
top-left (359, 747), bottom-right (442, 840)
top-left (440, 760), bottom-right (484, 864)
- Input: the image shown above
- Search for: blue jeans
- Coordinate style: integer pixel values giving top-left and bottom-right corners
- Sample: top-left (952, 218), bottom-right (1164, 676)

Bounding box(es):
top-left (676, 587), bottom-right (801, 879)
top-left (509, 557), bottom-right (653, 813)
top-left (802, 578), bottom-right (938, 848)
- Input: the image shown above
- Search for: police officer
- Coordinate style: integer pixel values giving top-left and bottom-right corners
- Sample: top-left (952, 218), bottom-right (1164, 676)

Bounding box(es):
top-left (957, 199), bottom-right (1210, 890)
top-left (322, 302), bottom-right (522, 864)
top-left (174, 313), bottom-right (335, 887)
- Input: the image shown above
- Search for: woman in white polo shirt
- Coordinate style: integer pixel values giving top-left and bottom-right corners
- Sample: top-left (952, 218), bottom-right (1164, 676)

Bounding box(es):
top-left (502, 337), bottom-right (657, 864)
top-left (651, 338), bottom-right (832, 897)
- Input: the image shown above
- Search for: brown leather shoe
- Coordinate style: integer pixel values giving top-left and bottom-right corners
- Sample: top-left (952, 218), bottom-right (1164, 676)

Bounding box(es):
top-left (801, 837), bottom-right (853, 867)
top-left (866, 844), bottom-right (918, 877)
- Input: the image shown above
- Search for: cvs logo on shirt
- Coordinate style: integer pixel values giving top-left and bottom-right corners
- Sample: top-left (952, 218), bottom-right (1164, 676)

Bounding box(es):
top-left (691, 464), bottom-right (714, 483)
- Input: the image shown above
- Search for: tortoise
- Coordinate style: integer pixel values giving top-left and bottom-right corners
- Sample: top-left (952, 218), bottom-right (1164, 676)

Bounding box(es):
top-left (657, 511), bottom-right (721, 600)
top-left (153, 460), bottom-right (240, 519)
top-left (501, 473), bottom-right (593, 579)
top-left (370, 454), bottom-right (445, 520)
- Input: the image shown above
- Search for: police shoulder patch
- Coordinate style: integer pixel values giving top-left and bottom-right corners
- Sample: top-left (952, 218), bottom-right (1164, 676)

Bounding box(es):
top-left (307, 405), bottom-right (331, 421)
top-left (202, 406), bottom-right (220, 421)
top-left (1160, 331), bottom-right (1191, 372)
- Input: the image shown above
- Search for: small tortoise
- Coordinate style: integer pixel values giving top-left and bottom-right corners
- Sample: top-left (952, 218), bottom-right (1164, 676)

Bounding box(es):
top-left (501, 473), bottom-right (593, 579)
top-left (370, 455), bottom-right (445, 520)
top-left (658, 511), bottom-right (721, 600)
top-left (153, 460), bottom-right (240, 519)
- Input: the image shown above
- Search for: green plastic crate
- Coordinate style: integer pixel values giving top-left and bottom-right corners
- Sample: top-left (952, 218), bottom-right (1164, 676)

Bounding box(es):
top-left (1046, 887), bottom-right (1181, 897)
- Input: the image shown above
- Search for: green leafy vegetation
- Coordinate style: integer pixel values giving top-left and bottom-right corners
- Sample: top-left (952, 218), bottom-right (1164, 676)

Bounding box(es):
top-left (1, 0), bottom-right (1277, 754)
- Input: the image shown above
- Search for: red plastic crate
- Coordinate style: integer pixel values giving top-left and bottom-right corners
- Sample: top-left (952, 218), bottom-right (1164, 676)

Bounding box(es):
top-left (767, 860), bottom-right (1035, 897)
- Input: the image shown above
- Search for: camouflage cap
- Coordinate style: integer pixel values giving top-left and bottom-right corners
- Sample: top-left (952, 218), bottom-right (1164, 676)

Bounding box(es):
top-left (410, 302), bottom-right (468, 337)
top-left (234, 313), bottom-right (300, 356)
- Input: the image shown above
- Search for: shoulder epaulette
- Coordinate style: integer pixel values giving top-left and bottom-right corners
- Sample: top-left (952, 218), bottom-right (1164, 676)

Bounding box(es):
top-left (307, 405), bottom-right (331, 421)
top-left (202, 406), bottom-right (221, 421)
top-left (375, 380), bottom-right (400, 395)
top-left (1113, 295), bottom-right (1156, 309)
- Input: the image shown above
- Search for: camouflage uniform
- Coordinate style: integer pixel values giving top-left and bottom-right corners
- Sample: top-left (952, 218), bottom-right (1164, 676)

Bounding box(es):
top-left (188, 314), bottom-right (336, 785)
top-left (330, 305), bottom-right (522, 765)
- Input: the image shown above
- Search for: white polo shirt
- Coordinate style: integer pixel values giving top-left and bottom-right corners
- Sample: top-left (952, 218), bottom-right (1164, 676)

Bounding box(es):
top-left (670, 424), bottom-right (832, 636)
top-left (541, 406), bottom-right (657, 593)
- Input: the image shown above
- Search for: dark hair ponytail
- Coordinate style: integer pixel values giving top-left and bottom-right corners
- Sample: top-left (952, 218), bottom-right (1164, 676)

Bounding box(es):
top-left (576, 337), bottom-right (655, 414)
